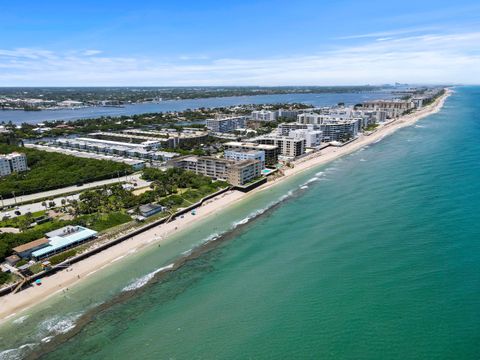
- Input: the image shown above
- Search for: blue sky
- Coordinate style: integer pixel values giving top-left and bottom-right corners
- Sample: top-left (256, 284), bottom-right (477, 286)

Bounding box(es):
top-left (1, 0), bottom-right (480, 86)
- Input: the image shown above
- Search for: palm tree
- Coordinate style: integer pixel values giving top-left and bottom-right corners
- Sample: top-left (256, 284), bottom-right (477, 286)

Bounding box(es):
top-left (60, 198), bottom-right (67, 212)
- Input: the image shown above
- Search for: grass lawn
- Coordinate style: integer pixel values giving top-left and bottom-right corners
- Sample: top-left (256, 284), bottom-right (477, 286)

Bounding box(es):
top-left (0, 210), bottom-right (46, 228)
top-left (78, 212), bottom-right (133, 232)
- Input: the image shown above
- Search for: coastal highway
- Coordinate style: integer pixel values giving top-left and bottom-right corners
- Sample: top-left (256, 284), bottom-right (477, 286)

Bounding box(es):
top-left (0, 193), bottom-right (82, 220)
top-left (0, 174), bottom-right (150, 219)
top-left (1, 173), bottom-right (147, 208)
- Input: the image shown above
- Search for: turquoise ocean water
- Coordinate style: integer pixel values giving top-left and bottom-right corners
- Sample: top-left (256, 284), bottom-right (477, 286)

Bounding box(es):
top-left (1, 87), bottom-right (479, 359)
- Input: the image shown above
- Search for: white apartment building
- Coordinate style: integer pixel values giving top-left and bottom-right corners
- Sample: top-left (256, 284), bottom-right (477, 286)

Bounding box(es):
top-left (289, 129), bottom-right (323, 148)
top-left (362, 99), bottom-right (414, 118)
top-left (256, 136), bottom-right (305, 158)
top-left (296, 112), bottom-right (361, 142)
top-left (277, 123), bottom-right (318, 136)
top-left (0, 152), bottom-right (28, 177)
top-left (277, 123), bottom-right (323, 147)
top-left (297, 112), bottom-right (323, 124)
top-left (224, 149), bottom-right (265, 169)
top-left (250, 110), bottom-right (278, 122)
top-left (298, 112), bottom-right (356, 125)
top-left (224, 141), bottom-right (279, 166)
top-left (319, 120), bottom-right (360, 142)
top-left (205, 116), bottom-right (247, 133)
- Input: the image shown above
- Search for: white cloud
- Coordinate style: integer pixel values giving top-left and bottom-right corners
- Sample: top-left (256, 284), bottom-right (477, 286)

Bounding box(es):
top-left (82, 50), bottom-right (102, 56)
top-left (335, 26), bottom-right (438, 40)
top-left (0, 31), bottom-right (479, 85)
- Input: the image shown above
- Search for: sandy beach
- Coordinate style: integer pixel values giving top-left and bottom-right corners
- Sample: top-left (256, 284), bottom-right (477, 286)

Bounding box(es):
top-left (0, 89), bottom-right (451, 323)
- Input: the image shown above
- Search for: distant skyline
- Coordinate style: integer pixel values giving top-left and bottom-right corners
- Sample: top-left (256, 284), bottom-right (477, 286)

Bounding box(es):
top-left (2, 0), bottom-right (480, 86)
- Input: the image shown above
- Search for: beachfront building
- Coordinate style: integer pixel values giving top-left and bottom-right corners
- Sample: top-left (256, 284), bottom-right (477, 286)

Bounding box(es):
top-left (139, 203), bottom-right (165, 217)
top-left (319, 120), bottom-right (360, 142)
top-left (251, 110), bottom-right (278, 122)
top-left (0, 152), bottom-right (28, 177)
top-left (12, 238), bottom-right (50, 259)
top-left (296, 113), bottom-right (361, 142)
top-left (276, 124), bottom-right (323, 147)
top-left (297, 112), bottom-right (354, 125)
top-left (362, 99), bottom-right (414, 118)
top-left (171, 155), bottom-right (262, 186)
top-left (172, 156), bottom-right (230, 179)
top-left (13, 226), bottom-right (98, 261)
top-left (227, 160), bottom-right (262, 187)
top-left (224, 149), bottom-right (265, 169)
top-left (205, 116), bottom-right (247, 133)
top-left (352, 109), bottom-right (387, 125)
top-left (277, 123), bottom-right (317, 136)
top-left (223, 141), bottom-right (278, 166)
top-left (256, 136), bottom-right (305, 158)
top-left (289, 129), bottom-right (323, 148)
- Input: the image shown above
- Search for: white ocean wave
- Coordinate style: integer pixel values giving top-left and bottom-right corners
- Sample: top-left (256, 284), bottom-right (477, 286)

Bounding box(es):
top-left (300, 185), bottom-right (309, 189)
top-left (41, 336), bottom-right (54, 343)
top-left (233, 217), bottom-right (250, 227)
top-left (181, 248), bottom-right (193, 256)
top-left (279, 190), bottom-right (294, 201)
top-left (201, 233), bottom-right (221, 244)
top-left (360, 158), bottom-right (367, 162)
top-left (0, 343), bottom-right (37, 360)
top-left (11, 315), bottom-right (29, 325)
top-left (122, 263), bottom-right (174, 292)
top-left (302, 176), bottom-right (319, 186)
top-left (228, 191), bottom-right (296, 232)
top-left (39, 313), bottom-right (81, 335)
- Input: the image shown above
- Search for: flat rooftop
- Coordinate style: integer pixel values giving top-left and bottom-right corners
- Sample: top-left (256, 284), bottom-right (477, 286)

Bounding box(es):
top-left (225, 149), bottom-right (264, 155)
top-left (32, 226), bottom-right (97, 259)
top-left (224, 141), bottom-right (277, 150)
top-left (75, 137), bottom-right (153, 148)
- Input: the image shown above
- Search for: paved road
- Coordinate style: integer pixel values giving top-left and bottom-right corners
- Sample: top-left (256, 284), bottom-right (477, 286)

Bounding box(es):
top-left (1, 174), bottom-right (147, 207)
top-left (0, 174), bottom-right (151, 219)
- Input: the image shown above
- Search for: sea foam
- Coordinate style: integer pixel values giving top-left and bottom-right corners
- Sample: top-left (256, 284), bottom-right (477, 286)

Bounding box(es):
top-left (39, 313), bottom-right (81, 335)
top-left (0, 343), bottom-right (37, 360)
top-left (122, 264), bottom-right (175, 292)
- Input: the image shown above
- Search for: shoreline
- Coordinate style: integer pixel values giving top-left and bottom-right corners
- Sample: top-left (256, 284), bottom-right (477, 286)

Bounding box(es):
top-left (0, 89), bottom-right (451, 324)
